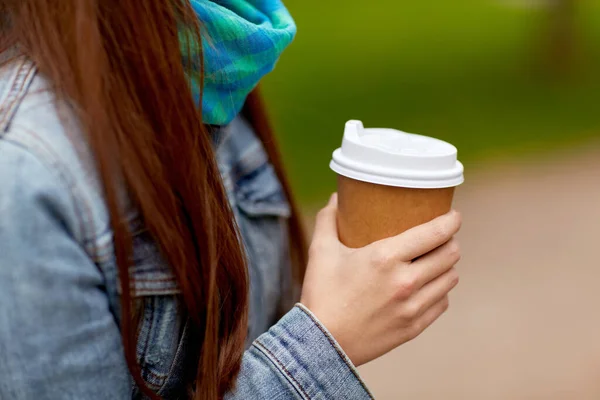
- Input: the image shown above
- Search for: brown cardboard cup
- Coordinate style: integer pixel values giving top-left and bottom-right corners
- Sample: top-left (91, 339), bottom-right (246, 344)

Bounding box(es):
top-left (330, 121), bottom-right (464, 248)
top-left (337, 175), bottom-right (455, 248)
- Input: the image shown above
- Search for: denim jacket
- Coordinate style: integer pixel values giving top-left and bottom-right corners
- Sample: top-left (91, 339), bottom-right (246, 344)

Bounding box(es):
top-left (0, 54), bottom-right (373, 399)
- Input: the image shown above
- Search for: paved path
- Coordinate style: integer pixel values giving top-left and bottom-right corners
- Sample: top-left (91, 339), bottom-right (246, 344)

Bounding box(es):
top-left (356, 142), bottom-right (600, 399)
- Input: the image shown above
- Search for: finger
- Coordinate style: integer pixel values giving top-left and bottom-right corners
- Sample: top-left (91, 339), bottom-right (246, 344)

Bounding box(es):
top-left (411, 238), bottom-right (461, 289)
top-left (312, 193), bottom-right (339, 243)
top-left (408, 267), bottom-right (458, 320)
top-left (408, 295), bottom-right (450, 341)
top-left (373, 210), bottom-right (462, 262)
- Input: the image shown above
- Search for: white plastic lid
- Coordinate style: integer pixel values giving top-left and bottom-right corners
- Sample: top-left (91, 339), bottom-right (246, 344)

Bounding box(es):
top-left (330, 120), bottom-right (464, 189)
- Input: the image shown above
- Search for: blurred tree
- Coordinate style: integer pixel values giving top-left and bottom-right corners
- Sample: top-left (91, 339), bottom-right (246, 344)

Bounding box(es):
top-left (542, 0), bottom-right (580, 77)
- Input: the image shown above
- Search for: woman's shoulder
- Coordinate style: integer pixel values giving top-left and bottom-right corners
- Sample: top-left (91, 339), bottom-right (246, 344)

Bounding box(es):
top-left (0, 54), bottom-right (111, 250)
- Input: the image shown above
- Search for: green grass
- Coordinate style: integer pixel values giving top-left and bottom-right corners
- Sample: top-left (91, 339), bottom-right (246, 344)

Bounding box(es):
top-left (261, 0), bottom-right (600, 204)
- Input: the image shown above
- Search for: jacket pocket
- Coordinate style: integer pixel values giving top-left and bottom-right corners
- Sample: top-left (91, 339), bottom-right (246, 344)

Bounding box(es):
top-left (111, 219), bottom-right (189, 398)
top-left (129, 222), bottom-right (180, 297)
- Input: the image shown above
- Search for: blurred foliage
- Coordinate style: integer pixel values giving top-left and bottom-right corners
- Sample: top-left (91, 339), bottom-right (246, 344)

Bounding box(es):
top-left (261, 0), bottom-right (600, 204)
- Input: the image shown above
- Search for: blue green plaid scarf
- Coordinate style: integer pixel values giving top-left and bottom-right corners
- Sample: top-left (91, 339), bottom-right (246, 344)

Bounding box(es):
top-left (187, 0), bottom-right (296, 125)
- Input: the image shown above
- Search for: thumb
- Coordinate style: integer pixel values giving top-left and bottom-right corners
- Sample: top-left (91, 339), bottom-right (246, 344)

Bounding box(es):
top-left (312, 193), bottom-right (339, 243)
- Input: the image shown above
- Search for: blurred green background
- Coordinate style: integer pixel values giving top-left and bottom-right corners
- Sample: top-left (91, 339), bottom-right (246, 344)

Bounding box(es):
top-left (261, 0), bottom-right (600, 205)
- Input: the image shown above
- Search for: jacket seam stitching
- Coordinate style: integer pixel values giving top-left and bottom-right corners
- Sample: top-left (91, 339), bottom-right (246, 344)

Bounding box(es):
top-left (0, 135), bottom-right (88, 245)
top-left (253, 340), bottom-right (311, 400)
top-left (8, 124), bottom-right (97, 252)
top-left (138, 298), bottom-right (169, 386)
top-left (89, 220), bottom-right (148, 262)
top-left (130, 290), bottom-right (181, 298)
top-left (296, 305), bottom-right (374, 399)
top-left (134, 278), bottom-right (179, 283)
top-left (145, 368), bottom-right (168, 384)
top-left (156, 319), bottom-right (190, 396)
top-left (0, 57), bottom-right (36, 133)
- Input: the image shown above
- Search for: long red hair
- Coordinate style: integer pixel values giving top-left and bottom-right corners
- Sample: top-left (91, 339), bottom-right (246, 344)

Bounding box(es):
top-left (0, 1), bottom-right (306, 399)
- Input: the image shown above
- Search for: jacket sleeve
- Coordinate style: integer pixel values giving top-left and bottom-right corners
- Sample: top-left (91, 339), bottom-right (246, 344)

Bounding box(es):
top-left (0, 141), bottom-right (372, 400)
top-left (227, 304), bottom-right (373, 399)
top-left (0, 141), bottom-right (132, 399)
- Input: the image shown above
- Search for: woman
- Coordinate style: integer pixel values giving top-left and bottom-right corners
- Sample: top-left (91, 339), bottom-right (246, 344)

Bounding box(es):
top-left (0, 1), bottom-right (462, 399)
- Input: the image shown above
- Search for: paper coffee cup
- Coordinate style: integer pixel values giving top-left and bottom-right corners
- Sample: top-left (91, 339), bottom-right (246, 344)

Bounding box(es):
top-left (330, 120), bottom-right (464, 248)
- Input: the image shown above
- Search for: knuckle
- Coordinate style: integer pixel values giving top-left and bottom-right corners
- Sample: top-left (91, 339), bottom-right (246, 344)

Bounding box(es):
top-left (432, 223), bottom-right (449, 241)
top-left (402, 302), bottom-right (421, 320)
top-left (447, 240), bottom-right (461, 263)
top-left (408, 321), bottom-right (424, 341)
top-left (440, 296), bottom-right (450, 312)
top-left (454, 211), bottom-right (463, 230)
top-left (446, 268), bottom-right (460, 289)
top-left (371, 246), bottom-right (394, 269)
top-left (395, 275), bottom-right (417, 299)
